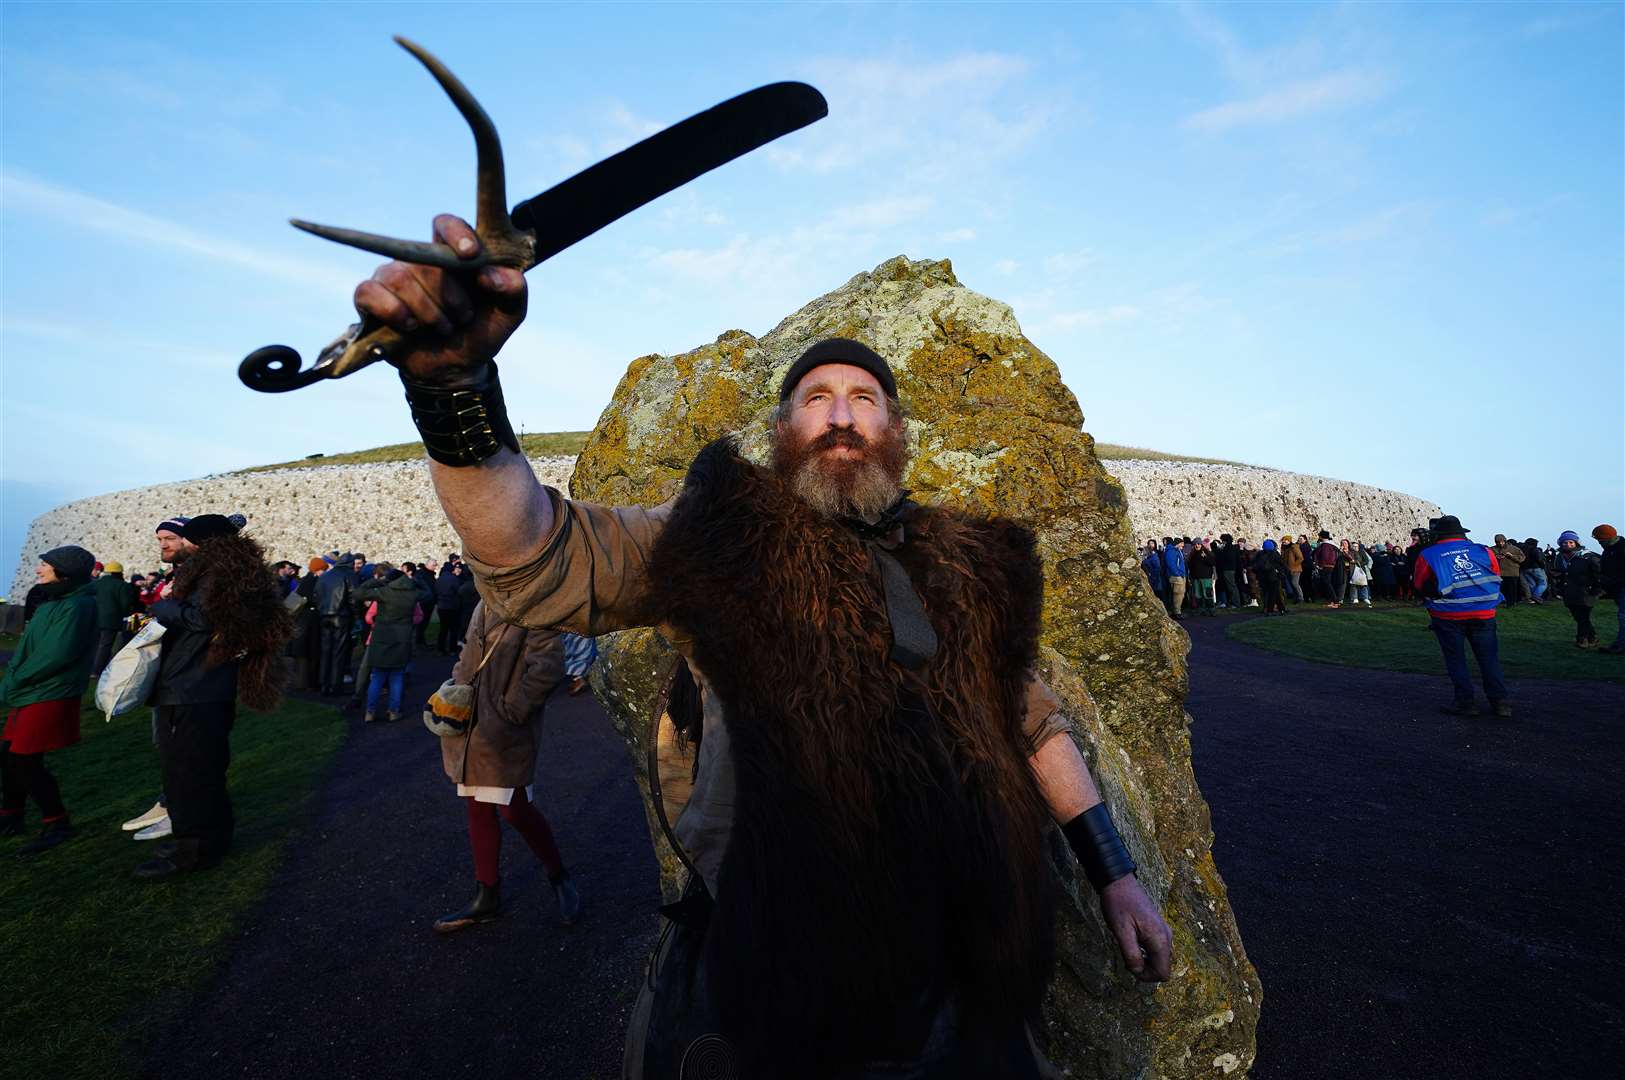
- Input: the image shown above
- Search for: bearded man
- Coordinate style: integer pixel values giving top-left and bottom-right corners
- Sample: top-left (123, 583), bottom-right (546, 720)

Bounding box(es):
top-left (352, 215), bottom-right (1172, 1078)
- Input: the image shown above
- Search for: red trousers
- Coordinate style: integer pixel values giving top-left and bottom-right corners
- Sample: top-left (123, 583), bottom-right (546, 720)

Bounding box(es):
top-left (466, 788), bottom-right (564, 886)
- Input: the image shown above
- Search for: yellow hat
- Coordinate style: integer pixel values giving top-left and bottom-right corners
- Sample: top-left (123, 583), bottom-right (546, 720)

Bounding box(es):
top-left (103, 561), bottom-right (124, 573)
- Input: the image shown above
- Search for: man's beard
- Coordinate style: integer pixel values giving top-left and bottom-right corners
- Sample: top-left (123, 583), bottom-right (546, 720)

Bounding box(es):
top-left (771, 423), bottom-right (908, 521)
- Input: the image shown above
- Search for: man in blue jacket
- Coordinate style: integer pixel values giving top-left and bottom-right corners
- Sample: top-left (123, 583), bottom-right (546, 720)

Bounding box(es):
top-left (1160, 537), bottom-right (1187, 620)
top-left (1412, 515), bottom-right (1510, 718)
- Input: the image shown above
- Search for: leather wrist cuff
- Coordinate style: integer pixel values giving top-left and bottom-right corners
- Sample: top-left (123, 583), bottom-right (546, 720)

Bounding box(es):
top-left (401, 361), bottom-right (521, 467)
top-left (1062, 802), bottom-right (1138, 891)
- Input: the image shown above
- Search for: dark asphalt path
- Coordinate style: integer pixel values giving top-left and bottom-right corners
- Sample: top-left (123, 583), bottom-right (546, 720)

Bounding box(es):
top-left (142, 652), bottom-right (661, 1080)
top-left (1185, 611), bottom-right (1623, 1080)
top-left (139, 615), bottom-right (1622, 1080)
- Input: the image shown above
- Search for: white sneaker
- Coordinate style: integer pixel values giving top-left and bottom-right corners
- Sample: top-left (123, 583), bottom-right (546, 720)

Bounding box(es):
top-left (134, 817), bottom-right (173, 840)
top-left (122, 800), bottom-right (167, 832)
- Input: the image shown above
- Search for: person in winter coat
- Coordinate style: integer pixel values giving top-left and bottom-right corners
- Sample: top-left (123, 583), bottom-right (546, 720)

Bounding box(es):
top-left (91, 561), bottom-right (139, 676)
top-left (316, 554), bottom-right (357, 695)
top-left (1492, 535), bottom-right (1525, 606)
top-left (434, 601), bottom-right (579, 931)
top-left (1557, 531), bottom-right (1604, 649)
top-left (1313, 531), bottom-right (1343, 607)
top-left (1140, 541), bottom-right (1164, 600)
top-left (135, 515), bottom-right (291, 881)
top-left (1159, 537), bottom-right (1187, 620)
top-left (0, 546), bottom-right (97, 853)
top-left (435, 562), bottom-right (467, 654)
top-left (289, 559), bottom-right (325, 691)
top-left (355, 563), bottom-right (432, 722)
top-left (1519, 538), bottom-right (1548, 604)
top-left (1593, 524), bottom-right (1625, 654)
top-left (455, 569), bottom-right (480, 645)
top-left (1342, 541), bottom-right (1373, 606)
top-left (411, 561), bottom-right (438, 646)
top-left (1213, 534), bottom-right (1243, 609)
top-left (1279, 536), bottom-right (1305, 602)
top-left (1252, 541), bottom-right (1288, 615)
top-left (1187, 540), bottom-right (1217, 616)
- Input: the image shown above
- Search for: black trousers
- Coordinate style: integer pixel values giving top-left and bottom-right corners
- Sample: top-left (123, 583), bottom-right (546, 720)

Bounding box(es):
top-left (1, 741), bottom-right (66, 820)
top-left (156, 702), bottom-right (236, 867)
top-left (92, 629), bottom-right (121, 676)
top-left (436, 607), bottom-right (462, 653)
top-left (319, 618), bottom-right (350, 692)
top-left (1567, 604), bottom-right (1597, 643)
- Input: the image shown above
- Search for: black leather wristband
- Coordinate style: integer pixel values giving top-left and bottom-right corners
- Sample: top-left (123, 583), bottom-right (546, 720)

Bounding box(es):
top-left (400, 361), bottom-right (521, 467)
top-left (1062, 802), bottom-right (1138, 891)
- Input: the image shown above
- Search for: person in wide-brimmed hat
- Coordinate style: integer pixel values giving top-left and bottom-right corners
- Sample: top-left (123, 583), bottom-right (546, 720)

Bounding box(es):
top-left (0, 546), bottom-right (98, 853)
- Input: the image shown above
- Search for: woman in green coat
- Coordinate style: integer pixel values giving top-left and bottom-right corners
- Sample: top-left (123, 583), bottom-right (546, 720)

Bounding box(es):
top-left (1, 545), bottom-right (98, 853)
top-left (355, 564), bottom-right (431, 722)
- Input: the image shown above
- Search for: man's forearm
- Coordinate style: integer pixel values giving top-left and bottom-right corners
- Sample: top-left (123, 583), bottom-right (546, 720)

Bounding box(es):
top-left (428, 449), bottom-right (554, 569)
top-left (1029, 733), bottom-right (1102, 823)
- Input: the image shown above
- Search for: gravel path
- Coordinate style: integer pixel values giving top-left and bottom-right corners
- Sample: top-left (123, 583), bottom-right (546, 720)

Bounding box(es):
top-left (139, 615), bottom-right (1623, 1079)
top-left (1185, 611), bottom-right (1623, 1080)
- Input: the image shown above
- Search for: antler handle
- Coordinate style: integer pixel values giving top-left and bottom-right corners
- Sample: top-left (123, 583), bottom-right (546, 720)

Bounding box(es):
top-left (240, 37), bottom-right (532, 395)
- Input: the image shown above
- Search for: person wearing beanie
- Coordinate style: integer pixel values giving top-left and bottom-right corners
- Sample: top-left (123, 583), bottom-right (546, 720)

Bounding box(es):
top-left (136, 512), bottom-right (291, 881)
top-left (353, 209), bottom-right (1175, 1077)
top-left (1592, 525), bottom-right (1625, 654)
top-left (1, 546), bottom-right (98, 852)
top-left (1213, 533), bottom-right (1243, 609)
top-left (91, 558), bottom-right (140, 676)
top-left (1252, 539), bottom-right (1288, 615)
top-left (1412, 516), bottom-right (1512, 717)
top-left (1313, 530), bottom-right (1343, 607)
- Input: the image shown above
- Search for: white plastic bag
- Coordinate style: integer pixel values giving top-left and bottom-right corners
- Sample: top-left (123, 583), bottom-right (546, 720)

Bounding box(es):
top-left (96, 618), bottom-right (166, 720)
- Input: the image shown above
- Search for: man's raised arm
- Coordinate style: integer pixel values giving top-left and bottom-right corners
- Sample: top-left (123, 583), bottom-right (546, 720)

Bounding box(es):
top-left (354, 213), bottom-right (552, 567)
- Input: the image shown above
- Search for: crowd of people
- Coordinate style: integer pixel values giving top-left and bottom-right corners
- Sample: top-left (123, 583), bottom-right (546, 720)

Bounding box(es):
top-left (1, 516), bottom-right (596, 925)
top-left (1138, 525), bottom-right (1625, 652)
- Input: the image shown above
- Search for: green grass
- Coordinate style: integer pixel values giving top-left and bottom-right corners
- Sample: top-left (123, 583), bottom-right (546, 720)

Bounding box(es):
top-left (1227, 601), bottom-right (1625, 683)
top-left (238, 430), bottom-right (591, 472)
top-left (1093, 442), bottom-right (1250, 467)
top-left (0, 688), bottom-right (347, 1079)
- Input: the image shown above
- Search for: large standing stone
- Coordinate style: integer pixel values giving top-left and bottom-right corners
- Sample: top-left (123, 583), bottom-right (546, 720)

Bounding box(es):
top-left (572, 256), bottom-right (1260, 1077)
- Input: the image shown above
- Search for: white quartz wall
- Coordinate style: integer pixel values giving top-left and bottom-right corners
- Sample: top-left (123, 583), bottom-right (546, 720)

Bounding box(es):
top-left (11, 456), bottom-right (1436, 599)
top-left (1106, 460), bottom-right (1439, 545)
top-left (10, 457), bottom-right (575, 600)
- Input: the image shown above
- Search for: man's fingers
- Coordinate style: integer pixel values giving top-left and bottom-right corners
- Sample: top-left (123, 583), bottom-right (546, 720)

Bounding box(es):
top-left (355, 279), bottom-right (413, 330)
top-left (476, 265), bottom-right (525, 295)
top-left (1112, 916), bottom-right (1145, 974)
top-left (393, 268), bottom-right (457, 337)
top-left (432, 214), bottom-right (482, 259)
top-left (1140, 918), bottom-right (1174, 982)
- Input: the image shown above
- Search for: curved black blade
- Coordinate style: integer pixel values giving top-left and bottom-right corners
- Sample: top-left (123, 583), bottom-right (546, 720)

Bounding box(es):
top-left (510, 82), bottom-right (827, 263)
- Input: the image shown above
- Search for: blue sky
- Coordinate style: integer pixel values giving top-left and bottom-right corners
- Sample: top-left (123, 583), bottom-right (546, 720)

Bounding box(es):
top-left (3, 1), bottom-right (1620, 587)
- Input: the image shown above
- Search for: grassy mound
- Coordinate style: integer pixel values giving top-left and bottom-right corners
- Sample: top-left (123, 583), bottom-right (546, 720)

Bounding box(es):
top-left (1228, 602), bottom-right (1624, 683)
top-left (0, 662), bottom-right (346, 1079)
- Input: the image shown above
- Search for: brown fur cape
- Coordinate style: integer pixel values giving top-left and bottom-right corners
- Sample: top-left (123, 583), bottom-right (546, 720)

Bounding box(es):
top-left (644, 438), bottom-right (1056, 1071)
top-left (170, 532), bottom-right (292, 712)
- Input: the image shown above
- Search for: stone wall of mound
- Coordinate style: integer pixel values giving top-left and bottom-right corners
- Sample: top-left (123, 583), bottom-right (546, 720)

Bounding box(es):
top-left (11, 455), bottom-right (1436, 600)
top-left (9, 457), bottom-right (574, 599)
top-left (1109, 460), bottom-right (1439, 544)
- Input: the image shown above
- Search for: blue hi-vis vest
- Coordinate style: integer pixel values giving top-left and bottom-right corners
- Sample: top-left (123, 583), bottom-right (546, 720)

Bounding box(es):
top-left (1421, 538), bottom-right (1501, 616)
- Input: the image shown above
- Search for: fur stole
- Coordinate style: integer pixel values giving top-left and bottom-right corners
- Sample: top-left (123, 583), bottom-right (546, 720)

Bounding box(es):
top-left (644, 439), bottom-right (1055, 1069)
top-left (171, 533), bottom-right (292, 712)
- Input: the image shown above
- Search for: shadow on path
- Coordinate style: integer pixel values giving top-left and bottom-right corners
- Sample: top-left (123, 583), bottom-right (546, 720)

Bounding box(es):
top-left (1185, 611), bottom-right (1622, 1080)
top-left (141, 651), bottom-right (660, 1079)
